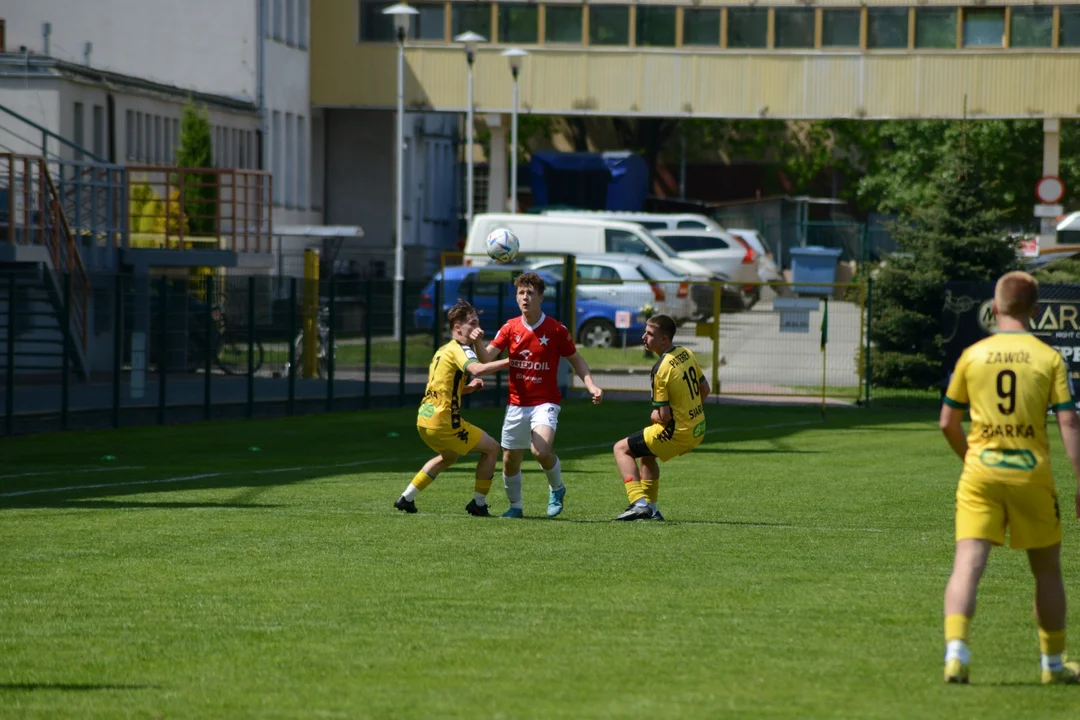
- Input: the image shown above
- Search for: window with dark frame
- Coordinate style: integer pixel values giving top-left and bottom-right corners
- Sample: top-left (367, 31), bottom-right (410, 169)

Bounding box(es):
top-left (1010, 6), bottom-right (1053, 48)
top-left (683, 8), bottom-right (720, 47)
top-left (589, 6), bottom-right (630, 46)
top-left (774, 8), bottom-right (815, 49)
top-left (500, 4), bottom-right (538, 44)
top-left (822, 9), bottom-right (861, 47)
top-left (545, 5), bottom-right (582, 43)
top-left (867, 7), bottom-right (908, 49)
top-left (636, 6), bottom-right (676, 47)
top-left (727, 8), bottom-right (768, 49)
top-left (915, 8), bottom-right (956, 49)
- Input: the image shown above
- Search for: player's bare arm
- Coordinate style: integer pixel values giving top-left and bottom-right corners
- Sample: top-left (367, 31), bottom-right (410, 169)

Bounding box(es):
top-left (462, 378), bottom-right (484, 395)
top-left (467, 357), bottom-right (510, 377)
top-left (939, 404), bottom-right (968, 461)
top-left (699, 378), bottom-right (711, 399)
top-left (567, 353), bottom-right (603, 404)
top-left (1055, 407), bottom-right (1080, 517)
top-left (651, 405), bottom-right (672, 425)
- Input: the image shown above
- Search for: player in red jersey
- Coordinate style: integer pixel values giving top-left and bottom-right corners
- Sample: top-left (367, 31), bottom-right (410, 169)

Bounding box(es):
top-left (472, 272), bottom-right (603, 518)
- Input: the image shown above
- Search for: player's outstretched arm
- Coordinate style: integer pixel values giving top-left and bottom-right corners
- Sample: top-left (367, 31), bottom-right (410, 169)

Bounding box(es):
top-left (467, 358), bottom-right (510, 377)
top-left (467, 327), bottom-right (501, 363)
top-left (567, 353), bottom-right (603, 404)
top-left (1055, 408), bottom-right (1080, 517)
top-left (699, 378), bottom-right (711, 399)
top-left (938, 404), bottom-right (968, 461)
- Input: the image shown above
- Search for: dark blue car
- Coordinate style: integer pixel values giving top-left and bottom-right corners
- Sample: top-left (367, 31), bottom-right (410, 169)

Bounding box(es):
top-left (414, 266), bottom-right (648, 347)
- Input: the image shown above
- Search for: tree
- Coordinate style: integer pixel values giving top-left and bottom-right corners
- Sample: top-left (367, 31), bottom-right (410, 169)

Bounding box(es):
top-left (869, 133), bottom-right (1021, 389)
top-left (174, 100), bottom-right (217, 236)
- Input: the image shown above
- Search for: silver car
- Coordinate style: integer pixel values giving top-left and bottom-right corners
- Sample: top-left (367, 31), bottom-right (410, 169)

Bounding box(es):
top-left (529, 254), bottom-right (696, 323)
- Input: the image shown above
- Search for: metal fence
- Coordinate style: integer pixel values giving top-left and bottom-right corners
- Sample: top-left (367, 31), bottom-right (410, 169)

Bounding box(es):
top-left (2, 267), bottom-right (948, 436)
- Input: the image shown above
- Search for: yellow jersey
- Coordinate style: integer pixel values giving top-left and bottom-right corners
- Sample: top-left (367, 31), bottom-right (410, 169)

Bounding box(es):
top-left (417, 340), bottom-right (477, 430)
top-left (652, 345), bottom-right (707, 442)
top-left (945, 332), bottom-right (1075, 486)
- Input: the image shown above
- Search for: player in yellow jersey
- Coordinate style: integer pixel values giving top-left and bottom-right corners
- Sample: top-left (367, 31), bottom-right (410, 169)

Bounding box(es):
top-left (940, 271), bottom-right (1080, 685)
top-left (394, 300), bottom-right (510, 516)
top-left (612, 314), bottom-right (709, 521)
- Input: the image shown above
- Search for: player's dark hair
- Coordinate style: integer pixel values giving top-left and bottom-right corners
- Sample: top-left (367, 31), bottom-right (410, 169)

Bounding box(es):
top-left (995, 271), bottom-right (1038, 318)
top-left (647, 314), bottom-right (677, 341)
top-left (514, 272), bottom-right (546, 295)
top-left (446, 299), bottom-right (478, 328)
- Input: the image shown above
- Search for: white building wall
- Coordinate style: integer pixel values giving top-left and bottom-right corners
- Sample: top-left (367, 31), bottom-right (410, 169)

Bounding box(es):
top-left (0, 79), bottom-right (60, 156)
top-left (4, 0), bottom-right (256, 100)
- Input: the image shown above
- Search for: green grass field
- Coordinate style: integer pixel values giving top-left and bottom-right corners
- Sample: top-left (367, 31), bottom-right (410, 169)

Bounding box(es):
top-left (3, 402), bottom-right (1080, 718)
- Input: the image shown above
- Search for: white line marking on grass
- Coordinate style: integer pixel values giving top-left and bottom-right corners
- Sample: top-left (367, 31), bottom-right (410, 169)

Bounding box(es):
top-left (0, 466), bottom-right (145, 480)
top-left (0, 420), bottom-right (820, 500)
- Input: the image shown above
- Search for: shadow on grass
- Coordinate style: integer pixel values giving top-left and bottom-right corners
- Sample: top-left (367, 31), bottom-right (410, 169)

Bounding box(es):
top-left (692, 448), bottom-right (822, 455)
top-left (0, 683), bottom-right (157, 691)
top-left (0, 404), bottom-right (935, 512)
top-left (52, 501), bottom-right (285, 510)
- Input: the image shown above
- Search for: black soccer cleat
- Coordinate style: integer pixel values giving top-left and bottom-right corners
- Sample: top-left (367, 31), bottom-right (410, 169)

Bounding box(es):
top-left (614, 503), bottom-right (654, 521)
top-left (394, 496), bottom-right (418, 514)
top-left (465, 499), bottom-right (491, 517)
top-left (648, 509), bottom-right (665, 521)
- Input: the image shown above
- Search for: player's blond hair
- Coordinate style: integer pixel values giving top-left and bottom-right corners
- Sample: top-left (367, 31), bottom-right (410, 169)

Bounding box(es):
top-left (994, 271), bottom-right (1039, 318)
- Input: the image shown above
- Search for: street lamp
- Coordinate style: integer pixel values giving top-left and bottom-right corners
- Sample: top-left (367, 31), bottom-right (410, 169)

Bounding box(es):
top-left (454, 31), bottom-right (486, 230)
top-left (382, 3), bottom-right (418, 341)
top-left (501, 48), bottom-right (527, 213)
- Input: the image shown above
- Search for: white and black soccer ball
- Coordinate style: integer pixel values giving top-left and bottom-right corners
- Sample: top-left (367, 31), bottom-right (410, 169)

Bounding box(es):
top-left (485, 228), bottom-right (520, 263)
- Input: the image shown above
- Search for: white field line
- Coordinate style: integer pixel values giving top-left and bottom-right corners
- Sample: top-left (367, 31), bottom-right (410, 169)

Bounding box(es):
top-left (0, 466), bottom-right (145, 480)
top-left (0, 420), bottom-right (819, 500)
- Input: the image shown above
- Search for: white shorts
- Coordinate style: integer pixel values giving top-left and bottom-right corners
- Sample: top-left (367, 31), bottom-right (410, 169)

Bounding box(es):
top-left (501, 403), bottom-right (561, 450)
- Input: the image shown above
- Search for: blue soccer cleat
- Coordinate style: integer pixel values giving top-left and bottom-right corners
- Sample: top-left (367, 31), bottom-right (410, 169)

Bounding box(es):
top-left (547, 486), bottom-right (566, 517)
top-left (501, 507), bottom-right (524, 519)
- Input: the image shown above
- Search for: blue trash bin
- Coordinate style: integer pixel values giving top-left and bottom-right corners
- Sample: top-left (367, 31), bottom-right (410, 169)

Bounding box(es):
top-left (790, 246), bottom-right (843, 296)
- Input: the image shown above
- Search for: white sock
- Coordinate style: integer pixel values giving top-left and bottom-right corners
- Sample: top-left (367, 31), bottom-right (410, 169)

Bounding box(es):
top-left (504, 472), bottom-right (523, 509)
top-left (1042, 653), bottom-right (1064, 671)
top-left (402, 485), bottom-right (420, 501)
top-left (544, 457), bottom-right (564, 491)
top-left (473, 493), bottom-right (487, 507)
top-left (647, 502), bottom-right (657, 512)
top-left (945, 640), bottom-right (970, 664)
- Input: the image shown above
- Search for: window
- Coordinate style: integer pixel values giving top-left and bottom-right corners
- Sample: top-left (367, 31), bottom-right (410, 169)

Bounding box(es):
top-left (285, 113), bottom-right (294, 207)
top-left (605, 229), bottom-right (650, 256)
top-left (915, 8), bottom-right (956, 49)
top-left (135, 111), bottom-right (144, 161)
top-left (286, 0), bottom-right (295, 44)
top-left (452, 3), bottom-right (491, 40)
top-left (312, 116), bottom-right (324, 210)
top-left (662, 234), bottom-right (731, 252)
top-left (500, 4), bottom-right (537, 44)
top-left (545, 6), bottom-right (581, 43)
top-left (125, 110), bottom-right (134, 160)
top-left (145, 114), bottom-right (152, 163)
top-left (676, 220), bottom-right (709, 230)
top-left (360, 1), bottom-right (395, 41)
top-left (298, 0), bottom-right (308, 47)
top-left (92, 105), bottom-right (104, 158)
top-left (963, 8), bottom-right (1004, 47)
top-left (172, 119), bottom-right (179, 162)
top-left (155, 116), bottom-right (163, 164)
top-left (822, 9), bottom-right (861, 47)
top-left (774, 9), bottom-right (815, 49)
top-left (1010, 7), bottom-right (1052, 48)
top-left (589, 6), bottom-right (629, 46)
top-left (577, 265), bottom-right (622, 284)
top-left (867, 8), bottom-right (908, 49)
top-left (73, 102), bottom-right (84, 159)
top-left (298, 115), bottom-right (307, 209)
top-left (413, 3), bottom-right (446, 40)
top-left (1059, 6), bottom-right (1080, 47)
top-left (163, 118), bottom-right (171, 165)
top-left (274, 0), bottom-right (283, 39)
top-left (272, 110), bottom-right (282, 205)
top-left (636, 6), bottom-right (675, 48)
top-left (727, 8), bottom-right (768, 49)
top-left (262, 0), bottom-right (270, 38)
top-left (683, 9), bottom-right (720, 46)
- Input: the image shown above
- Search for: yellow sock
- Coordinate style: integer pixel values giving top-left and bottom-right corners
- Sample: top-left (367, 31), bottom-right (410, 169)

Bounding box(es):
top-left (1039, 628), bottom-right (1066, 656)
top-left (641, 477), bottom-right (659, 504)
top-left (624, 478), bottom-right (646, 504)
top-left (474, 476), bottom-right (493, 497)
top-left (945, 614), bottom-right (971, 644)
top-left (410, 471), bottom-right (434, 492)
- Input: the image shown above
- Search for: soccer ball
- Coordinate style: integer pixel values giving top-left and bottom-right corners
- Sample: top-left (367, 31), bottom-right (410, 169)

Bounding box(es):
top-left (486, 228), bottom-right (520, 263)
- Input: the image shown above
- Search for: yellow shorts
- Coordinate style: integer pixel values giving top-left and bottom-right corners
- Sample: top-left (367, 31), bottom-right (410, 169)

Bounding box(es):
top-left (955, 476), bottom-right (1062, 549)
top-left (417, 421), bottom-right (483, 457)
top-left (629, 423), bottom-right (703, 462)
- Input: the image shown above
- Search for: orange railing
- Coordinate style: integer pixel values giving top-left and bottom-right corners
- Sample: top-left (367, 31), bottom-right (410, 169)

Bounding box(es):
top-left (125, 166), bottom-right (273, 253)
top-left (0, 153), bottom-right (90, 353)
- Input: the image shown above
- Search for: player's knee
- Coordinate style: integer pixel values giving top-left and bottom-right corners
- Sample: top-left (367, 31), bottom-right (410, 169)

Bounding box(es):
top-left (613, 438), bottom-right (629, 455)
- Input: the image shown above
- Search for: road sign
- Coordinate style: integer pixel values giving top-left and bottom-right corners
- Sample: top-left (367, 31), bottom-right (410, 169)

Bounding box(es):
top-left (1019, 236), bottom-right (1039, 258)
top-left (1036, 176), bottom-right (1065, 204)
top-left (1034, 204), bottom-right (1064, 218)
top-left (774, 297), bottom-right (819, 334)
top-left (615, 311), bottom-right (632, 329)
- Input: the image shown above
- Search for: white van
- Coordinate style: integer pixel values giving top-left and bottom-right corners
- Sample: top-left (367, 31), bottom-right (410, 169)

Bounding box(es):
top-left (540, 210), bottom-right (724, 232)
top-left (464, 213), bottom-right (721, 281)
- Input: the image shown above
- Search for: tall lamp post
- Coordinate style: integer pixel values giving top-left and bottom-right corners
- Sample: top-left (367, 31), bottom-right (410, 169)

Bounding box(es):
top-left (500, 48), bottom-right (527, 213)
top-left (383, 3), bottom-right (418, 341)
top-left (454, 31), bottom-right (485, 230)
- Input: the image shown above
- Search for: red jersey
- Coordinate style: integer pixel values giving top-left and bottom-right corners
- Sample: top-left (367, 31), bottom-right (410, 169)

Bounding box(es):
top-left (491, 314), bottom-right (577, 406)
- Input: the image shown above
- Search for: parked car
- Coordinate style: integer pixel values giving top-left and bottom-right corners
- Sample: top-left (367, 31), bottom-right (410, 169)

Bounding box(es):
top-left (652, 229), bottom-right (762, 309)
top-left (726, 228), bottom-right (784, 284)
top-left (528, 254), bottom-right (695, 323)
top-left (539, 209), bottom-right (724, 232)
top-left (413, 266), bottom-right (649, 348)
